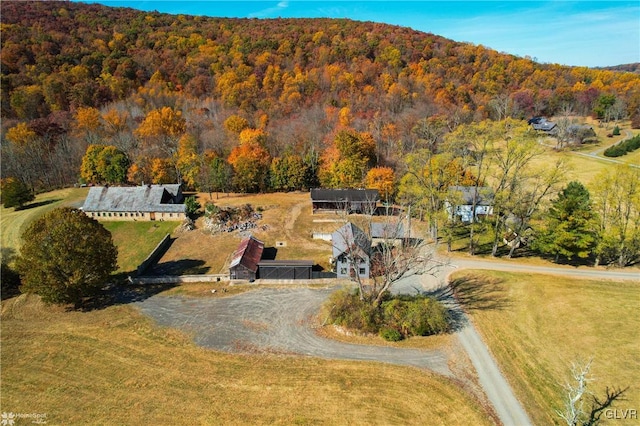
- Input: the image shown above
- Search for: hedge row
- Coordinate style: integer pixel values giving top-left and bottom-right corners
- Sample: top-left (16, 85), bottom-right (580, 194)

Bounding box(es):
top-left (604, 134), bottom-right (640, 157)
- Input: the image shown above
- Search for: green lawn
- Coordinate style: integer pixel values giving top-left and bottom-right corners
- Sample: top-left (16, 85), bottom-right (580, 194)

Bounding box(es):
top-left (0, 188), bottom-right (89, 262)
top-left (451, 270), bottom-right (640, 425)
top-left (101, 221), bottom-right (179, 274)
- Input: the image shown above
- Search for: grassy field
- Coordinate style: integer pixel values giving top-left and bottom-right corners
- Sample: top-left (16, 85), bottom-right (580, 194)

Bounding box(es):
top-left (451, 270), bottom-right (640, 425)
top-left (102, 221), bottom-right (179, 274)
top-left (1, 294), bottom-right (494, 425)
top-left (0, 187), bottom-right (177, 275)
top-left (0, 187), bottom-right (88, 262)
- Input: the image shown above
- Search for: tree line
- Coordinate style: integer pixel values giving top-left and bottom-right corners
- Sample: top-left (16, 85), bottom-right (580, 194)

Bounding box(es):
top-left (2, 1), bottom-right (639, 192)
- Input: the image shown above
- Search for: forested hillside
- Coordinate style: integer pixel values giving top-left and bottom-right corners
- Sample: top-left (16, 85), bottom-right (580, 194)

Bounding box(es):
top-left (1, 0), bottom-right (639, 193)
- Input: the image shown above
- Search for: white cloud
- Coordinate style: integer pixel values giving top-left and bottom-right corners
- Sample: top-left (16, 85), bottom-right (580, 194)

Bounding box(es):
top-left (248, 1), bottom-right (290, 18)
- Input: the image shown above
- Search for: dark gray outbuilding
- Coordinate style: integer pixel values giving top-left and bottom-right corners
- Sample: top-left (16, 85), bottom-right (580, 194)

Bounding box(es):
top-left (257, 260), bottom-right (313, 280)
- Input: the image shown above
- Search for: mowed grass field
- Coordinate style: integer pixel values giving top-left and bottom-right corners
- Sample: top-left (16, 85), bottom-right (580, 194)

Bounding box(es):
top-left (0, 295), bottom-right (494, 425)
top-left (0, 187), bottom-right (176, 275)
top-left (451, 270), bottom-right (640, 425)
top-left (0, 187), bottom-right (89, 262)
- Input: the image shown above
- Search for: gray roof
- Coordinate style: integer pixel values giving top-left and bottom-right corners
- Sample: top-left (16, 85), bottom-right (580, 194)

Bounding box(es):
top-left (371, 222), bottom-right (406, 239)
top-left (82, 185), bottom-right (185, 213)
top-left (332, 222), bottom-right (371, 258)
top-left (448, 186), bottom-right (494, 206)
top-left (532, 119), bottom-right (557, 132)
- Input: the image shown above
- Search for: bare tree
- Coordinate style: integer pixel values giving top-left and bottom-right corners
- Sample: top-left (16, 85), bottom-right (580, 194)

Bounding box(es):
top-left (333, 200), bottom-right (442, 306)
top-left (557, 359), bottom-right (628, 426)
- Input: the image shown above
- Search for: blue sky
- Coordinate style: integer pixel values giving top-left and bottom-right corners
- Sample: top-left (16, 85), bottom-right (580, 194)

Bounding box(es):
top-left (74, 1), bottom-right (639, 67)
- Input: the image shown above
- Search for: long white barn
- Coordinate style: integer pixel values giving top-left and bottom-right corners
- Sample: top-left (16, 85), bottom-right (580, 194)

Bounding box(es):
top-left (82, 184), bottom-right (186, 221)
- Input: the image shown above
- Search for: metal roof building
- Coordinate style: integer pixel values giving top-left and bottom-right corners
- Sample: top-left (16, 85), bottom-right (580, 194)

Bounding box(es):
top-left (310, 188), bottom-right (379, 214)
top-left (229, 235), bottom-right (264, 281)
top-left (82, 184), bottom-right (185, 221)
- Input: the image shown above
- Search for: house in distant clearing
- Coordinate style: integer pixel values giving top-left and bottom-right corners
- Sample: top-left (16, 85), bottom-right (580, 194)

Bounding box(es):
top-left (445, 186), bottom-right (494, 223)
top-left (529, 117), bottom-right (557, 132)
top-left (331, 222), bottom-right (371, 279)
top-left (82, 184), bottom-right (185, 221)
top-left (229, 235), bottom-right (264, 281)
top-left (311, 188), bottom-right (379, 214)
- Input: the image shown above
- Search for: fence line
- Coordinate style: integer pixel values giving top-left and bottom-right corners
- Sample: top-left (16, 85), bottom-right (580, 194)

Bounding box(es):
top-left (136, 234), bottom-right (172, 276)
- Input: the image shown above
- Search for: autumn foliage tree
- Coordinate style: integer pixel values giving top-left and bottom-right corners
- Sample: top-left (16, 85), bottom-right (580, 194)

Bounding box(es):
top-left (134, 106), bottom-right (186, 155)
top-left (319, 129), bottom-right (377, 188)
top-left (365, 167), bottom-right (396, 202)
top-left (16, 208), bottom-right (118, 308)
top-left (227, 129), bottom-right (271, 193)
top-left (80, 144), bottom-right (129, 184)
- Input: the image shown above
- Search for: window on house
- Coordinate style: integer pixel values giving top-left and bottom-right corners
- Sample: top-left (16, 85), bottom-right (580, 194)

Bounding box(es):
top-left (359, 268), bottom-right (366, 275)
top-left (340, 267), bottom-right (347, 275)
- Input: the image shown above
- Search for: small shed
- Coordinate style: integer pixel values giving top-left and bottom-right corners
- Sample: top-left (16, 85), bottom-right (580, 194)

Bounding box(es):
top-left (229, 235), bottom-right (264, 281)
top-left (257, 260), bottom-right (314, 280)
top-left (311, 188), bottom-right (379, 214)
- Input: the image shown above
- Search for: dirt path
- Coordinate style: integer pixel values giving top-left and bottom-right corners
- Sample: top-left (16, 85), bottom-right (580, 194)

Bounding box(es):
top-left (136, 286), bottom-right (452, 376)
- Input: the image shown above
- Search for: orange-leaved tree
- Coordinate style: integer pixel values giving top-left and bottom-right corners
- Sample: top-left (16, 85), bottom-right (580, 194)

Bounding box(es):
top-left (227, 129), bottom-right (271, 193)
top-left (365, 166), bottom-right (396, 202)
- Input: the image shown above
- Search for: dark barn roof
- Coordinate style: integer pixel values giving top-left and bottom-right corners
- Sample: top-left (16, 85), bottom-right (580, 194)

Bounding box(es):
top-left (311, 188), bottom-right (380, 202)
top-left (257, 260), bottom-right (314, 267)
top-left (82, 184), bottom-right (184, 213)
top-left (230, 235), bottom-right (264, 273)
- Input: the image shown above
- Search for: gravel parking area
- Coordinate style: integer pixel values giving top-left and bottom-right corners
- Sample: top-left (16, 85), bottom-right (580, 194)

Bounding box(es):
top-left (136, 285), bottom-right (452, 377)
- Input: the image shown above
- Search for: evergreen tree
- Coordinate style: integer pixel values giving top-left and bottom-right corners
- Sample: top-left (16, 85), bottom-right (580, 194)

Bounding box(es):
top-left (1, 177), bottom-right (34, 209)
top-left (533, 181), bottom-right (598, 262)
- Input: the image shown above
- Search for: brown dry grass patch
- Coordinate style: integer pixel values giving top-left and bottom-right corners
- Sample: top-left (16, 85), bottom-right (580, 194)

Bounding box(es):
top-left (451, 270), bottom-right (640, 426)
top-left (1, 294), bottom-right (494, 425)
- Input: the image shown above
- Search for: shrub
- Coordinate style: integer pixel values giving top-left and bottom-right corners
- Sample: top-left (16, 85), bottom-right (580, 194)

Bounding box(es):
top-left (325, 289), bottom-right (450, 338)
top-left (204, 201), bottom-right (220, 217)
top-left (379, 327), bottom-right (403, 341)
top-left (612, 125), bottom-right (621, 136)
top-left (185, 196), bottom-right (201, 218)
top-left (604, 135), bottom-right (640, 157)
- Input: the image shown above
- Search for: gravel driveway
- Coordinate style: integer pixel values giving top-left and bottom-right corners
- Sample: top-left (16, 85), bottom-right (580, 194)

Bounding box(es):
top-left (136, 285), bottom-right (452, 377)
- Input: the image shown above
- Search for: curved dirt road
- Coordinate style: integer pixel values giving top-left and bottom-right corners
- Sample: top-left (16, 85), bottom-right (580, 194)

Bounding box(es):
top-left (136, 286), bottom-right (451, 377)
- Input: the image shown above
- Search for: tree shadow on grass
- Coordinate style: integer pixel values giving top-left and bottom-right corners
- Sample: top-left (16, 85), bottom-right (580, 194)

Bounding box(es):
top-left (147, 259), bottom-right (209, 275)
top-left (421, 274), bottom-right (511, 333)
top-left (80, 281), bottom-right (177, 312)
top-left (449, 274), bottom-right (511, 312)
top-left (15, 199), bottom-right (60, 211)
